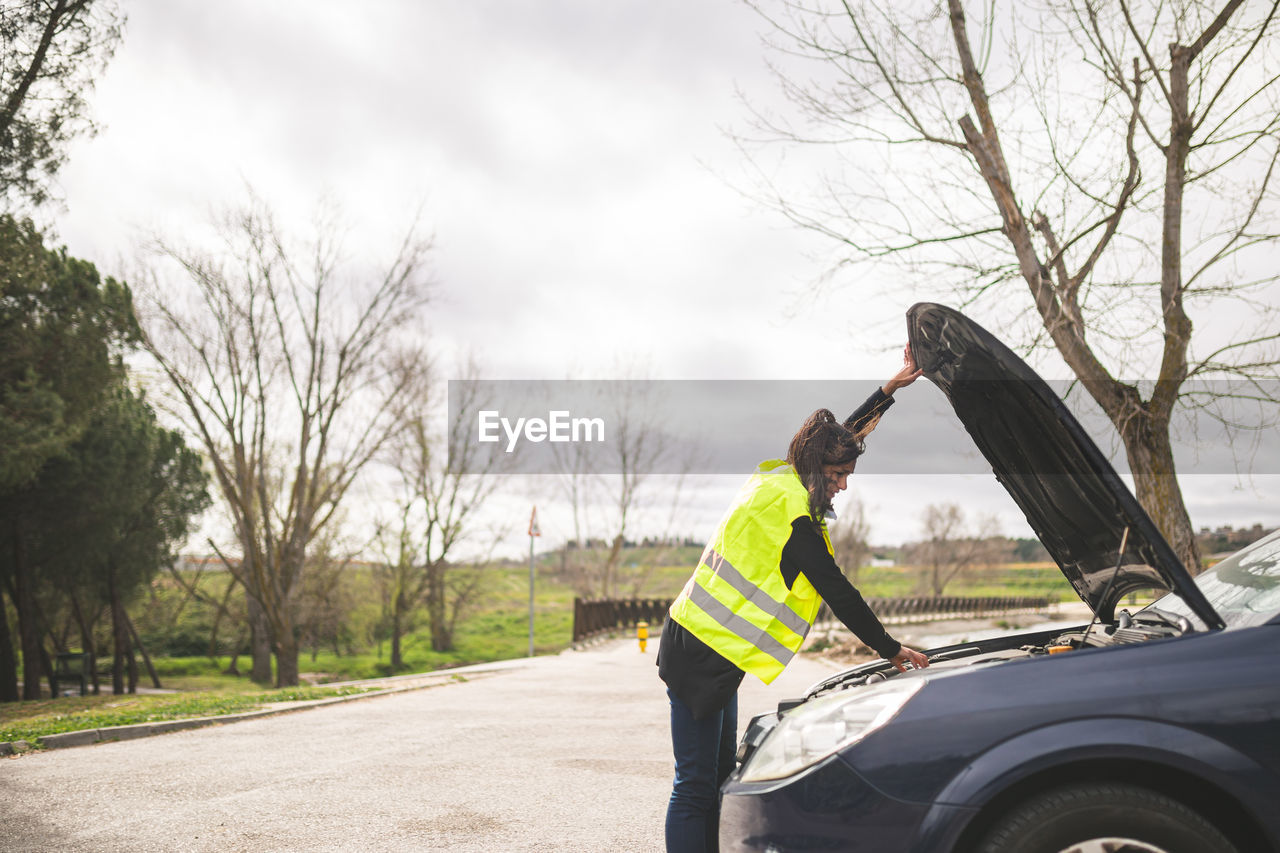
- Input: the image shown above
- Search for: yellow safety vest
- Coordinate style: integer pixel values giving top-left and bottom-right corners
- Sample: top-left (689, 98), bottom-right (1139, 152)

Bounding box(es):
top-left (669, 459), bottom-right (832, 684)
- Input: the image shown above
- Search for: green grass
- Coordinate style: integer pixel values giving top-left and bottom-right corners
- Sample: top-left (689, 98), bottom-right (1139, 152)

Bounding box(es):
top-left (293, 604), bottom-right (575, 681)
top-left (0, 684), bottom-right (373, 746)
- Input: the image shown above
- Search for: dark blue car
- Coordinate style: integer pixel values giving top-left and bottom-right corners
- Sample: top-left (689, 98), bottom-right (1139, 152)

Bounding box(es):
top-left (719, 304), bottom-right (1280, 853)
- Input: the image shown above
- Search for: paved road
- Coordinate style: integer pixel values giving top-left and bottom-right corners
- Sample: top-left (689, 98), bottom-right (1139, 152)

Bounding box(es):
top-left (0, 640), bottom-right (840, 852)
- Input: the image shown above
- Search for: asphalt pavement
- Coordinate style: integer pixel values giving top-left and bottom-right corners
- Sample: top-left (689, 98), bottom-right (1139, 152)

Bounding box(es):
top-left (0, 638), bottom-right (840, 853)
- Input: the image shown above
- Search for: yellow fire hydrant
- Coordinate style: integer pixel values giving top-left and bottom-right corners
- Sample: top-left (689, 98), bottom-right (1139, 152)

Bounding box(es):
top-left (637, 621), bottom-right (649, 653)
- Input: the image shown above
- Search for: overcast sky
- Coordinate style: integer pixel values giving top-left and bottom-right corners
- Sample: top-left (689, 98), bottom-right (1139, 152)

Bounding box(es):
top-left (47, 0), bottom-right (1279, 556)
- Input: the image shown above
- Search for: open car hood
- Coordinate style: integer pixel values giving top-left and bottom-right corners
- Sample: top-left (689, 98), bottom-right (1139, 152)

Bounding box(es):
top-left (906, 303), bottom-right (1224, 629)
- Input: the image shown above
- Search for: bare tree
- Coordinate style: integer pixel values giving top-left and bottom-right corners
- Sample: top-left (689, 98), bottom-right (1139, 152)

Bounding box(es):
top-left (296, 528), bottom-right (359, 663)
top-left (550, 410), bottom-right (599, 596)
top-left (598, 382), bottom-right (671, 598)
top-left (139, 194), bottom-right (432, 686)
top-left (376, 359), bottom-right (505, 662)
top-left (163, 556), bottom-right (245, 671)
top-left (741, 0), bottom-right (1280, 572)
top-left (829, 493), bottom-right (871, 583)
top-left (552, 380), bottom-right (691, 599)
top-left (910, 503), bottom-right (1002, 595)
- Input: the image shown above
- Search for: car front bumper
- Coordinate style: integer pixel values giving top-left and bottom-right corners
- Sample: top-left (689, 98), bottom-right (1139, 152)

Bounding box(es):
top-left (719, 755), bottom-right (934, 852)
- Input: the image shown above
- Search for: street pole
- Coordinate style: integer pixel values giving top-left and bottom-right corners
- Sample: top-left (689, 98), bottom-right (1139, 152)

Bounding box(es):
top-left (528, 506), bottom-right (540, 657)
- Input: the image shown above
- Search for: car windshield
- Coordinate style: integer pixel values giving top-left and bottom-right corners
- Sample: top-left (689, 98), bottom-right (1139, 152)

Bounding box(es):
top-left (1149, 529), bottom-right (1280, 630)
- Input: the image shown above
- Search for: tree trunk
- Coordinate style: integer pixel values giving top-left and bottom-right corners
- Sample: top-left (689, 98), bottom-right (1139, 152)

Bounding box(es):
top-left (1119, 409), bottom-right (1202, 573)
top-left (390, 593), bottom-right (405, 670)
top-left (246, 593), bottom-right (273, 685)
top-left (12, 519), bottom-right (43, 700)
top-left (266, 569), bottom-right (301, 687)
top-left (39, 643), bottom-right (56, 700)
top-left (68, 591), bottom-right (99, 696)
top-left (1136, 40), bottom-right (1196, 575)
top-left (427, 563), bottom-right (450, 652)
top-left (206, 573), bottom-right (240, 668)
top-left (127, 639), bottom-right (138, 695)
top-left (223, 629), bottom-right (242, 676)
top-left (274, 630), bottom-right (299, 688)
top-left (602, 534), bottom-right (624, 599)
top-left (0, 586), bottom-right (19, 701)
top-left (109, 565), bottom-right (130, 695)
top-left (126, 613), bottom-right (162, 689)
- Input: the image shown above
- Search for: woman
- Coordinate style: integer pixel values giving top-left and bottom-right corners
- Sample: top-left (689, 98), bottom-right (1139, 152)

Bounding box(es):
top-left (658, 346), bottom-right (931, 853)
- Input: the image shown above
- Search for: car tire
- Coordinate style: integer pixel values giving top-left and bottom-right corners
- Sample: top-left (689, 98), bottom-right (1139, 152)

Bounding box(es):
top-left (974, 782), bottom-right (1238, 853)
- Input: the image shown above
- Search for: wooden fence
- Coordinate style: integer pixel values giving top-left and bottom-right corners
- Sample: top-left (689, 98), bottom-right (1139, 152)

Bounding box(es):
top-left (572, 598), bottom-right (673, 643)
top-left (572, 595), bottom-right (1052, 643)
top-left (848, 595), bottom-right (1051, 624)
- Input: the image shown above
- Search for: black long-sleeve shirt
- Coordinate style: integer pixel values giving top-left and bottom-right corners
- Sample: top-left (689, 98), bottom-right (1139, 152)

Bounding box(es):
top-left (658, 389), bottom-right (902, 719)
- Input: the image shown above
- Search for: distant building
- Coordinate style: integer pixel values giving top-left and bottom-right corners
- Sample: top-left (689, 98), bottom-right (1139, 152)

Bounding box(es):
top-left (172, 554), bottom-right (236, 572)
top-left (1196, 523), bottom-right (1276, 557)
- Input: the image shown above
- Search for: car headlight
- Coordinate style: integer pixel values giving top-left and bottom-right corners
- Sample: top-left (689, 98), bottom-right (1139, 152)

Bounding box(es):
top-left (739, 679), bottom-right (923, 783)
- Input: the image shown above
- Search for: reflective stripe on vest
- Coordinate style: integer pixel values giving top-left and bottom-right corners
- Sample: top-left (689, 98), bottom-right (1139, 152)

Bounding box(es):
top-left (669, 459), bottom-right (832, 684)
top-left (699, 546), bottom-right (811, 639)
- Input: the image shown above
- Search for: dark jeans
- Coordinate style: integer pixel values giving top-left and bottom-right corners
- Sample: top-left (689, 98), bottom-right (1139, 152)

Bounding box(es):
top-left (665, 687), bottom-right (739, 853)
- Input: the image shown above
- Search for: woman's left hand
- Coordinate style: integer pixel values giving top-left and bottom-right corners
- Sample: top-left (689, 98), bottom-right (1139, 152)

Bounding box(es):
top-left (882, 344), bottom-right (924, 395)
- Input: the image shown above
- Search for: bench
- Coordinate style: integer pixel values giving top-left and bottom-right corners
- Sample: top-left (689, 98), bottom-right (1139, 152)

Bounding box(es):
top-left (51, 652), bottom-right (88, 697)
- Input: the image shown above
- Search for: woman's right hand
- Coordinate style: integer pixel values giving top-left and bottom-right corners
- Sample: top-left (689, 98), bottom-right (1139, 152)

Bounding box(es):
top-left (888, 645), bottom-right (930, 672)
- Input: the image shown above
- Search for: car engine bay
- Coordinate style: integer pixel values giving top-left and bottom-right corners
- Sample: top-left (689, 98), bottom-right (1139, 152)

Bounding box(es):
top-left (804, 606), bottom-right (1194, 700)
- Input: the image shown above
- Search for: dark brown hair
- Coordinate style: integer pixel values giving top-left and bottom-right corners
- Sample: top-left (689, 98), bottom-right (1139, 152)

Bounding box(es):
top-left (786, 408), bottom-right (872, 522)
